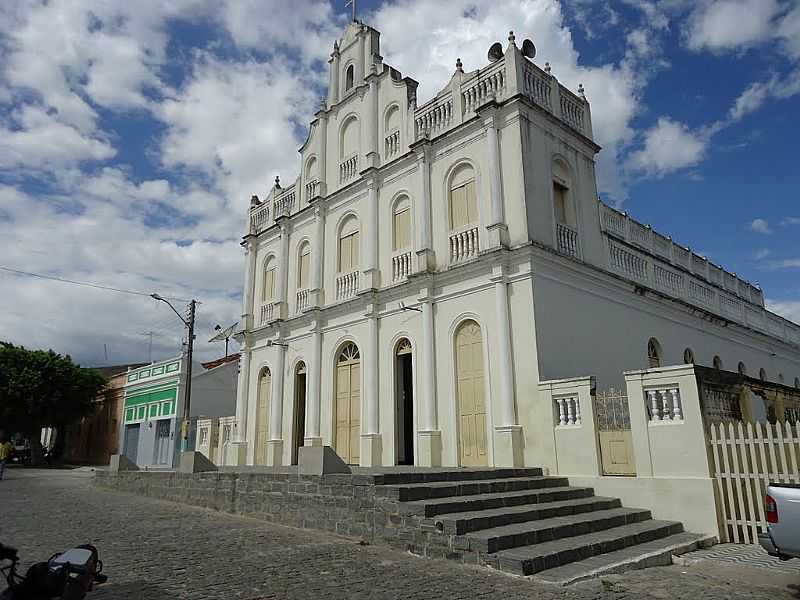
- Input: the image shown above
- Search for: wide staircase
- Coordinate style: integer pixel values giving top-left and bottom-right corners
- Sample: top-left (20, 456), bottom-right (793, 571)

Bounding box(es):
top-left (372, 467), bottom-right (713, 584)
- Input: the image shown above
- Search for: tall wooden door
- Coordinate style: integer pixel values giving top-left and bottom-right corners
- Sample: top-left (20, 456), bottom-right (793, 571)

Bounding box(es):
top-left (335, 343), bottom-right (361, 464)
top-left (255, 368), bottom-right (271, 465)
top-left (595, 388), bottom-right (636, 476)
top-left (456, 321), bottom-right (488, 467)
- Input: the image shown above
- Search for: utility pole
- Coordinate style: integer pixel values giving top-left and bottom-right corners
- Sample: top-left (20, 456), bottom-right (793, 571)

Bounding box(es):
top-left (181, 300), bottom-right (196, 451)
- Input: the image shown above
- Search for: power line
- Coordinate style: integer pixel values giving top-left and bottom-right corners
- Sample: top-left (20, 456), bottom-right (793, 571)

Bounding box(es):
top-left (0, 266), bottom-right (194, 303)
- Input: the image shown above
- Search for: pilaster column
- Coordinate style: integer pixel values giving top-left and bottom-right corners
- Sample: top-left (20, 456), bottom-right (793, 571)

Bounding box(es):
top-left (241, 239), bottom-right (257, 331)
top-left (491, 266), bottom-right (523, 466)
top-left (275, 223), bottom-right (290, 320)
top-left (266, 343), bottom-right (286, 465)
top-left (417, 288), bottom-right (441, 466)
top-left (317, 110), bottom-right (328, 196)
top-left (226, 348), bottom-right (250, 465)
top-left (414, 144), bottom-right (434, 272)
top-left (486, 115), bottom-right (508, 249)
top-left (364, 65), bottom-right (379, 169)
top-left (360, 307), bottom-right (382, 466)
top-left (305, 321), bottom-right (323, 447)
top-left (310, 205), bottom-right (325, 307)
top-left (362, 178), bottom-right (379, 290)
top-left (327, 43), bottom-right (340, 107)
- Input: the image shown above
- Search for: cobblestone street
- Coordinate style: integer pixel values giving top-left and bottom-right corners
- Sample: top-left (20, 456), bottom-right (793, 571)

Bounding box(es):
top-left (0, 469), bottom-right (797, 599)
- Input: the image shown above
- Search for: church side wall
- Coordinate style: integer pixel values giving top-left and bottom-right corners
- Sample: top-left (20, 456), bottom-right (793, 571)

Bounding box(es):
top-left (531, 251), bottom-right (800, 389)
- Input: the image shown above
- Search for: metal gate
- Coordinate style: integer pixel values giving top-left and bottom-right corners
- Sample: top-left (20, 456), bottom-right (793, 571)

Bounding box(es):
top-left (594, 388), bottom-right (636, 476)
top-left (123, 424), bottom-right (139, 464)
top-left (153, 419), bottom-right (171, 466)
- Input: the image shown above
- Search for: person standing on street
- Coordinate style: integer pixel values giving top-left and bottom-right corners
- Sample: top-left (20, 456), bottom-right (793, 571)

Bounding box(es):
top-left (0, 437), bottom-right (12, 480)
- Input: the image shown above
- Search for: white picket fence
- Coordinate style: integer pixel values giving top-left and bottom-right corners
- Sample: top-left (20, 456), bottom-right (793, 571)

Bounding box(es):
top-left (708, 421), bottom-right (800, 543)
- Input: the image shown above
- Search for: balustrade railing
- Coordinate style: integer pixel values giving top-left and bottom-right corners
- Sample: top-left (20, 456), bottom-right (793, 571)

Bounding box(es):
top-left (305, 179), bottom-right (320, 202)
top-left (414, 96), bottom-right (453, 139)
top-left (335, 270), bottom-right (359, 300)
top-left (559, 88), bottom-right (585, 133)
top-left (555, 396), bottom-right (582, 426)
top-left (339, 154), bottom-right (359, 183)
top-left (384, 129), bottom-right (400, 158)
top-left (646, 388), bottom-right (683, 422)
top-left (522, 62), bottom-right (552, 108)
top-left (598, 200), bottom-right (800, 345)
top-left (249, 203), bottom-right (271, 235)
top-left (449, 225), bottom-right (480, 263)
top-left (296, 288), bottom-right (309, 313)
top-left (273, 189), bottom-right (295, 219)
top-left (392, 251), bottom-right (412, 282)
top-left (462, 66), bottom-right (506, 114)
top-left (259, 302), bottom-right (276, 325)
top-left (556, 222), bottom-right (579, 257)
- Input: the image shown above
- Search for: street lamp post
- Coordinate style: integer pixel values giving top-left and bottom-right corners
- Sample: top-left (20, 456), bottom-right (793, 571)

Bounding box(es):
top-left (151, 293), bottom-right (197, 452)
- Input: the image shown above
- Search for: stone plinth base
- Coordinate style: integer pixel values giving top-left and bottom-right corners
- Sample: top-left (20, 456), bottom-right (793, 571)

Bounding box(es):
top-left (486, 222), bottom-right (509, 249)
top-left (109, 454), bottom-right (138, 472)
top-left (417, 430), bottom-right (442, 467)
top-left (299, 446), bottom-right (351, 476)
top-left (266, 439), bottom-right (284, 466)
top-left (303, 436), bottom-right (323, 447)
top-left (359, 433), bottom-right (382, 467)
top-left (179, 451), bottom-right (217, 473)
top-left (493, 425), bottom-right (524, 467)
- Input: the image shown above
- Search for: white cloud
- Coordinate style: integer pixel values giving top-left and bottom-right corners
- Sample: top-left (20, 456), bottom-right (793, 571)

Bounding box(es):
top-left (686, 0), bottom-right (781, 52)
top-left (628, 117), bottom-right (706, 177)
top-left (753, 248), bottom-right (771, 260)
top-left (781, 217), bottom-right (800, 226)
top-left (767, 300), bottom-right (800, 325)
top-left (750, 218), bottom-right (773, 234)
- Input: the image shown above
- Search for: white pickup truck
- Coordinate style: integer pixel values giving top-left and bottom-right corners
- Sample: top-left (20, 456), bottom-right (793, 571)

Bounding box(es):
top-left (760, 483), bottom-right (800, 560)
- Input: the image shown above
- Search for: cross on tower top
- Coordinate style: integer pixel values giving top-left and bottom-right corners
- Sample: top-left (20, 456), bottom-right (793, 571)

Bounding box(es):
top-left (345, 0), bottom-right (357, 22)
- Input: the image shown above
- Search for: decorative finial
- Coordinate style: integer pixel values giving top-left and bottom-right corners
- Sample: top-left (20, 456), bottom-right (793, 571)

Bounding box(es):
top-left (544, 62), bottom-right (551, 74)
top-left (456, 57), bottom-right (463, 72)
top-left (508, 30), bottom-right (516, 45)
top-left (250, 194), bottom-right (260, 206)
top-left (578, 83), bottom-right (585, 98)
top-left (274, 175), bottom-right (281, 189)
top-left (320, 96), bottom-right (327, 109)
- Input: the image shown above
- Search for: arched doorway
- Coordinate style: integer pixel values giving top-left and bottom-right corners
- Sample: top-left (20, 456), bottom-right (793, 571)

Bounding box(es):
top-left (255, 367), bottom-right (271, 465)
top-left (334, 342), bottom-right (361, 464)
top-left (455, 320), bottom-right (488, 467)
top-left (292, 362), bottom-right (307, 465)
top-left (395, 338), bottom-right (414, 465)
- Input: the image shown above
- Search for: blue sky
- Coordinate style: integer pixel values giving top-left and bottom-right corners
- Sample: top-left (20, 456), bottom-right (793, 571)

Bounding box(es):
top-left (0, 0), bottom-right (798, 366)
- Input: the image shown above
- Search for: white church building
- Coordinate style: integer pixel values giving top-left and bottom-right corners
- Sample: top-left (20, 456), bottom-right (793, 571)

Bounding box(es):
top-left (228, 21), bottom-right (800, 470)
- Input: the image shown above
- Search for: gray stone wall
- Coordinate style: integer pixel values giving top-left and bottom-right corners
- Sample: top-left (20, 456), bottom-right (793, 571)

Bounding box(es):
top-left (94, 471), bottom-right (457, 559)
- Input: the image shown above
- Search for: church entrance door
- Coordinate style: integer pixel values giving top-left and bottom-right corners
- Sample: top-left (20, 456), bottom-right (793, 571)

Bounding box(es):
top-left (595, 388), bottom-right (636, 476)
top-left (335, 343), bottom-right (361, 465)
top-left (255, 368), bottom-right (271, 465)
top-left (455, 320), bottom-right (488, 467)
top-left (292, 362), bottom-right (307, 465)
top-left (395, 339), bottom-right (414, 465)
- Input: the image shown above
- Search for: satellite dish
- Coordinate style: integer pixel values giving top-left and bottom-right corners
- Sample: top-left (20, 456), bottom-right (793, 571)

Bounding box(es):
top-left (487, 42), bottom-right (503, 62)
top-left (522, 39), bottom-right (536, 59)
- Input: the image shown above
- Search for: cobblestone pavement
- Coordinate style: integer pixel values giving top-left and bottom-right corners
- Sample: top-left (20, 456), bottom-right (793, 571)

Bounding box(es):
top-left (0, 468), bottom-right (797, 599)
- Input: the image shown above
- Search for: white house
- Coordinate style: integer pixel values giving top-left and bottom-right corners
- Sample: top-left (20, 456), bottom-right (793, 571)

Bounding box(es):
top-left (229, 20), bottom-right (800, 470)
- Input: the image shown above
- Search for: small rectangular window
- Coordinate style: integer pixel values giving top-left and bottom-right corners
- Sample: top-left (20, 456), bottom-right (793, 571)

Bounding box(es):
top-left (263, 269), bottom-right (276, 301)
top-left (298, 251), bottom-right (311, 289)
top-left (393, 208), bottom-right (411, 251)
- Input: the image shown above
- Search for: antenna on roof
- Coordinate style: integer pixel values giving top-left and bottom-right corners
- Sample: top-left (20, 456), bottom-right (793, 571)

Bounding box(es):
top-left (209, 322), bottom-right (238, 358)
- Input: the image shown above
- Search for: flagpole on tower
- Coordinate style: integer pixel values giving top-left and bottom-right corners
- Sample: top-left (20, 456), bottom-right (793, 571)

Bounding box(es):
top-left (345, 0), bottom-right (356, 22)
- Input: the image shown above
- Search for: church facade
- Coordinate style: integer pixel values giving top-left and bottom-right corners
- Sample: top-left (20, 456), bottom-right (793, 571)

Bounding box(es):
top-left (229, 21), bottom-right (800, 468)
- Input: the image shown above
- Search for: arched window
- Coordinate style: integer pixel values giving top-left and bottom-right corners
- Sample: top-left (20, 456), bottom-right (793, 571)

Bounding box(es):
top-left (385, 104), bottom-right (401, 156)
top-left (345, 64), bottom-right (354, 91)
top-left (262, 256), bottom-right (277, 302)
top-left (338, 216), bottom-right (360, 273)
top-left (449, 163), bottom-right (477, 230)
top-left (552, 158), bottom-right (576, 228)
top-left (759, 368), bottom-right (767, 382)
top-left (713, 355), bottom-right (723, 370)
top-left (647, 338), bottom-right (662, 368)
top-left (738, 362), bottom-right (747, 375)
top-left (682, 348), bottom-right (695, 364)
top-left (297, 242), bottom-right (311, 290)
top-left (392, 196), bottom-right (411, 252)
top-left (340, 116), bottom-right (359, 159)
top-left (305, 156), bottom-right (317, 179)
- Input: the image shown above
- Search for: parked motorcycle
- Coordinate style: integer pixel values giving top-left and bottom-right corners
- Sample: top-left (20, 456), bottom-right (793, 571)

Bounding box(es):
top-left (0, 543), bottom-right (106, 599)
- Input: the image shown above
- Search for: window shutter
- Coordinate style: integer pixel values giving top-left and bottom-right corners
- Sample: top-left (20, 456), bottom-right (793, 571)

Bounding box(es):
top-left (339, 235), bottom-right (350, 272)
top-left (394, 208), bottom-right (411, 250)
top-left (263, 269), bottom-right (275, 301)
top-left (351, 231), bottom-right (360, 268)
top-left (299, 251), bottom-right (311, 288)
top-left (465, 180), bottom-right (477, 224)
top-left (450, 185), bottom-right (466, 229)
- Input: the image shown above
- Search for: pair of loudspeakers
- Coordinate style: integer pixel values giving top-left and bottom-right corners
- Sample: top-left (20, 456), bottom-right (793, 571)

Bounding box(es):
top-left (488, 38), bottom-right (536, 62)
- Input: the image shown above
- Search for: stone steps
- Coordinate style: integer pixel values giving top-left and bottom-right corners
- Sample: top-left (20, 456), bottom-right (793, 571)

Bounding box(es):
top-left (374, 467), bottom-right (710, 582)
top-left (532, 531), bottom-right (715, 584)
top-left (429, 496), bottom-right (622, 535)
top-left (494, 520), bottom-right (685, 576)
top-left (468, 507), bottom-right (653, 554)
top-left (399, 485), bottom-right (595, 517)
top-left (377, 476), bottom-right (570, 502)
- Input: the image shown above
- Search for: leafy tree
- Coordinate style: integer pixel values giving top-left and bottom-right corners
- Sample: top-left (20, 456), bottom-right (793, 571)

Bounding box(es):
top-left (0, 342), bottom-right (107, 464)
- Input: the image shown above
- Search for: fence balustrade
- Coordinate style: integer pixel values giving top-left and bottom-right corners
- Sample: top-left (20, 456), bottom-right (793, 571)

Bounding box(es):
top-left (645, 388), bottom-right (683, 422)
top-left (336, 270), bottom-right (359, 300)
top-left (555, 396), bottom-right (582, 426)
top-left (449, 226), bottom-right (479, 263)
